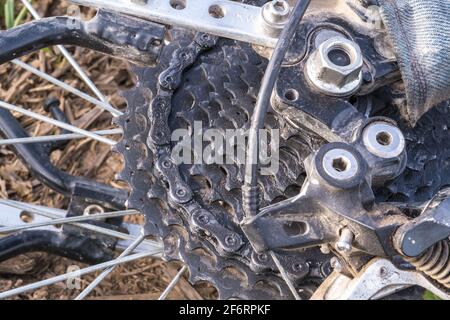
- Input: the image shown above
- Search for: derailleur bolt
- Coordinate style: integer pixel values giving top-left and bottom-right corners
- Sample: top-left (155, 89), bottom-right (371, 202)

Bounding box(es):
top-left (335, 228), bottom-right (354, 253)
top-left (362, 121), bottom-right (405, 159)
top-left (261, 0), bottom-right (291, 36)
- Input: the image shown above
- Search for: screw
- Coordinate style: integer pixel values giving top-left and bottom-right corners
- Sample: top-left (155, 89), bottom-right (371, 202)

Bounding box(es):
top-left (335, 228), bottom-right (354, 253)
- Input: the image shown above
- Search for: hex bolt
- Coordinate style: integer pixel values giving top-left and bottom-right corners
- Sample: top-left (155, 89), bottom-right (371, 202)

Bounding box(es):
top-left (335, 228), bottom-right (354, 253)
top-left (322, 148), bottom-right (359, 181)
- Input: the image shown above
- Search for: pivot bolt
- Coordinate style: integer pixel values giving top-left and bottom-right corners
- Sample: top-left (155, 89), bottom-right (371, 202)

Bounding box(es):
top-left (362, 122), bottom-right (405, 159)
top-left (322, 148), bottom-right (359, 181)
top-left (335, 228), bottom-right (354, 253)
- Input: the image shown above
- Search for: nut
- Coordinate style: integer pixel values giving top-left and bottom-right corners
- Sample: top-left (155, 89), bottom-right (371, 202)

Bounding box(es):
top-left (306, 37), bottom-right (363, 96)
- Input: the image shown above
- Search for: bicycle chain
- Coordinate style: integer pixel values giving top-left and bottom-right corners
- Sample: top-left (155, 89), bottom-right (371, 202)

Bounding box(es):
top-left (116, 29), bottom-right (331, 299)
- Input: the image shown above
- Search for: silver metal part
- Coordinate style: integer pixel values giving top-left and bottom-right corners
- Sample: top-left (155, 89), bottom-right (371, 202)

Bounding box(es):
top-left (70, 0), bottom-right (279, 48)
top-left (322, 148), bottom-right (359, 181)
top-left (261, 0), bottom-right (291, 37)
top-left (0, 201), bottom-right (162, 255)
top-left (0, 129), bottom-right (122, 146)
top-left (0, 100), bottom-right (116, 146)
top-left (335, 228), bottom-right (354, 253)
top-left (0, 209), bottom-right (138, 234)
top-left (306, 36), bottom-right (363, 96)
top-left (362, 122), bottom-right (405, 159)
top-left (311, 258), bottom-right (450, 300)
top-left (75, 231), bottom-right (147, 300)
top-left (0, 203), bottom-right (57, 232)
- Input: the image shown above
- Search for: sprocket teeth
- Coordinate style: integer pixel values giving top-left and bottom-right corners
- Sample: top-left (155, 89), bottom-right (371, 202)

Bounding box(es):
top-left (118, 31), bottom-right (316, 299)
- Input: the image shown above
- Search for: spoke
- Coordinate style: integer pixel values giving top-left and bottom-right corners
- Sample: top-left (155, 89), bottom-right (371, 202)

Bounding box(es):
top-left (75, 231), bottom-right (146, 300)
top-left (0, 251), bottom-right (152, 299)
top-left (0, 209), bottom-right (139, 234)
top-left (158, 265), bottom-right (187, 300)
top-left (0, 128), bottom-right (122, 146)
top-left (0, 100), bottom-right (116, 145)
top-left (12, 60), bottom-right (120, 116)
top-left (270, 251), bottom-right (301, 300)
top-left (19, 0), bottom-right (123, 117)
top-left (0, 199), bottom-right (163, 254)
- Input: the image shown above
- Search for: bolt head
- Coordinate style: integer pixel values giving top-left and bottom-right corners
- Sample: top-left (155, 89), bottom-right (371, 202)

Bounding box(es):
top-left (362, 122), bottom-right (405, 159)
top-left (261, 0), bottom-right (291, 36)
top-left (263, 0), bottom-right (291, 24)
top-left (335, 241), bottom-right (352, 253)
